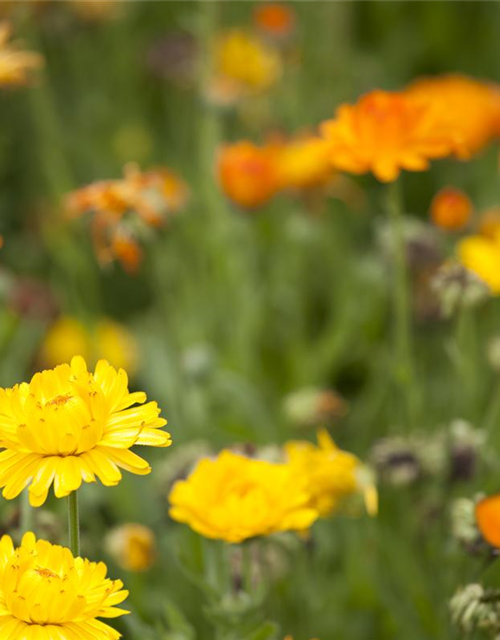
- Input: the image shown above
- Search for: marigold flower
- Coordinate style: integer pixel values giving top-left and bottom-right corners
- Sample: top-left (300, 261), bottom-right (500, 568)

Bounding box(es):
top-left (254, 3), bottom-right (295, 39)
top-left (218, 140), bottom-right (280, 208)
top-left (475, 494), bottom-right (500, 548)
top-left (105, 524), bottom-right (156, 572)
top-left (0, 22), bottom-right (43, 87)
top-left (41, 316), bottom-right (139, 374)
top-left (169, 450), bottom-right (318, 543)
top-left (320, 89), bottom-right (459, 182)
top-left (0, 532), bottom-right (128, 639)
top-left (277, 136), bottom-right (333, 190)
top-left (285, 429), bottom-right (376, 517)
top-left (457, 231), bottom-right (500, 294)
top-left (0, 355), bottom-right (170, 506)
top-left (430, 187), bottom-right (472, 231)
top-left (406, 74), bottom-right (500, 159)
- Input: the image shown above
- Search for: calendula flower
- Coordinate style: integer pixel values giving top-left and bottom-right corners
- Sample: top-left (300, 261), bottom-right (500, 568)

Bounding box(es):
top-left (0, 532), bottom-right (128, 639)
top-left (458, 231), bottom-right (500, 294)
top-left (0, 22), bottom-right (43, 87)
top-left (105, 524), bottom-right (156, 572)
top-left (218, 140), bottom-right (280, 208)
top-left (41, 316), bottom-right (139, 374)
top-left (320, 89), bottom-right (459, 182)
top-left (277, 136), bottom-right (333, 190)
top-left (254, 3), bottom-right (295, 39)
top-left (476, 494), bottom-right (500, 548)
top-left (406, 74), bottom-right (500, 158)
top-left (209, 29), bottom-right (281, 105)
top-left (0, 355), bottom-right (170, 506)
top-left (169, 450), bottom-right (318, 543)
top-left (430, 187), bottom-right (473, 231)
top-left (66, 163), bottom-right (188, 272)
top-left (285, 429), bottom-right (377, 517)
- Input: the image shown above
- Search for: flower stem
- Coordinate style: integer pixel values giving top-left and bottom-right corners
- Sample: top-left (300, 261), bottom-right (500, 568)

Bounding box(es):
top-left (20, 491), bottom-right (34, 535)
top-left (68, 491), bottom-right (81, 557)
top-left (386, 180), bottom-right (417, 426)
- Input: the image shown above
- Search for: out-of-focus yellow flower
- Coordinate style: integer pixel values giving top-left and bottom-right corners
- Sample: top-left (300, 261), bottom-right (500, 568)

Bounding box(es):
top-left (169, 450), bottom-right (318, 543)
top-left (0, 22), bottom-right (43, 87)
top-left (285, 429), bottom-right (377, 517)
top-left (476, 494), bottom-right (500, 548)
top-left (0, 532), bottom-right (128, 639)
top-left (218, 140), bottom-right (280, 209)
top-left (320, 89), bottom-right (459, 183)
top-left (430, 187), bottom-right (472, 231)
top-left (210, 29), bottom-right (281, 104)
top-left (254, 3), bottom-right (296, 39)
top-left (458, 231), bottom-right (500, 294)
top-left (66, 163), bottom-right (188, 272)
top-left (0, 356), bottom-right (170, 506)
top-left (277, 136), bottom-right (333, 190)
top-left (41, 316), bottom-right (139, 374)
top-left (406, 74), bottom-right (500, 159)
top-left (106, 524), bottom-right (156, 572)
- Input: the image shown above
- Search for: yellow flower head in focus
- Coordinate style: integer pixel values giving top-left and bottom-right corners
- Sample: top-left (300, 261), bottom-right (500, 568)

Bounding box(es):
top-left (285, 429), bottom-right (376, 517)
top-left (41, 316), bottom-right (139, 375)
top-left (277, 136), bottom-right (334, 191)
top-left (0, 22), bottom-right (43, 87)
top-left (212, 29), bottom-right (281, 99)
top-left (0, 532), bottom-right (128, 639)
top-left (0, 356), bottom-right (171, 506)
top-left (169, 450), bottom-right (318, 543)
top-left (106, 523), bottom-right (156, 573)
top-left (406, 74), bottom-right (500, 159)
top-left (458, 231), bottom-right (500, 295)
top-left (320, 89), bottom-right (459, 183)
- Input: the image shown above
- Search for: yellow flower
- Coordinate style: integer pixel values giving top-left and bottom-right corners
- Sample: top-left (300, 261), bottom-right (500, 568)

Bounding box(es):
top-left (0, 532), bottom-right (128, 639)
top-left (458, 231), bottom-right (500, 294)
top-left (320, 89), bottom-right (459, 183)
top-left (106, 524), bottom-right (156, 572)
top-left (169, 450), bottom-right (318, 543)
top-left (406, 74), bottom-right (500, 159)
top-left (41, 316), bottom-right (139, 375)
top-left (285, 429), bottom-right (376, 517)
top-left (0, 356), bottom-right (171, 506)
top-left (0, 22), bottom-right (43, 87)
top-left (277, 136), bottom-right (333, 190)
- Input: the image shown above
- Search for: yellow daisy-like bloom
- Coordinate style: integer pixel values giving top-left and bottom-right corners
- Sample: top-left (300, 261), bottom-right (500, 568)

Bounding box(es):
top-left (105, 523), bottom-right (156, 573)
top-left (458, 231), bottom-right (500, 294)
top-left (0, 22), bottom-right (43, 87)
top-left (285, 429), bottom-right (377, 517)
top-left (169, 450), bottom-right (318, 543)
top-left (320, 89), bottom-right (459, 183)
top-left (0, 356), bottom-right (171, 507)
top-left (0, 532), bottom-right (128, 639)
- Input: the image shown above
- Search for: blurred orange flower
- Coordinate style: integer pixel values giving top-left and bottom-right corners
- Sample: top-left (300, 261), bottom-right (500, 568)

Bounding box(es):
top-left (406, 74), bottom-right (500, 159)
top-left (218, 140), bottom-right (280, 208)
top-left (476, 494), bottom-right (500, 547)
top-left (254, 3), bottom-right (295, 39)
top-left (66, 163), bottom-right (188, 272)
top-left (430, 187), bottom-right (472, 231)
top-left (0, 22), bottom-right (43, 87)
top-left (320, 90), bottom-right (460, 182)
top-left (277, 136), bottom-right (333, 190)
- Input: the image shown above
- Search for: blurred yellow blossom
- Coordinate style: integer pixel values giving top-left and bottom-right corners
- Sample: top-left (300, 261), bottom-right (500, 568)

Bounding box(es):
top-left (0, 21), bottom-right (43, 87)
top-left (106, 523), bottom-right (157, 572)
top-left (169, 450), bottom-right (318, 543)
top-left (41, 315), bottom-right (139, 374)
top-left (285, 429), bottom-right (377, 517)
top-left (458, 231), bottom-right (500, 294)
top-left (277, 135), bottom-right (333, 191)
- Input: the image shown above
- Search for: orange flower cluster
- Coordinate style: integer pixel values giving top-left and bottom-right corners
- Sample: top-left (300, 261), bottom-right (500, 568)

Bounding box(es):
top-left (66, 163), bottom-right (188, 272)
top-left (217, 135), bottom-right (333, 209)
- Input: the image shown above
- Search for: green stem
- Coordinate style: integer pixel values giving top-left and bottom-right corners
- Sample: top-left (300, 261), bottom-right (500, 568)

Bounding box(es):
top-left (241, 542), bottom-right (253, 594)
top-left (68, 492), bottom-right (81, 557)
top-left (386, 180), bottom-right (417, 426)
top-left (20, 491), bottom-right (34, 535)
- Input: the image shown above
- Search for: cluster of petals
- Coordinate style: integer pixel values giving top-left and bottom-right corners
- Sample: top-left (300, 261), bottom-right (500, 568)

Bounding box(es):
top-left (0, 22), bottom-right (43, 87)
top-left (66, 163), bottom-right (189, 272)
top-left (0, 532), bottom-right (128, 640)
top-left (0, 355), bottom-right (170, 506)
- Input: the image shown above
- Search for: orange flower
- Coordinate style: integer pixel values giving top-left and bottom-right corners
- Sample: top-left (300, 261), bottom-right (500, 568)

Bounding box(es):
top-left (476, 494), bottom-right (500, 547)
top-left (218, 141), bottom-right (280, 208)
top-left (254, 3), bottom-right (295, 39)
top-left (320, 90), bottom-right (459, 182)
top-left (277, 136), bottom-right (333, 190)
top-left (406, 74), bottom-right (500, 159)
top-left (430, 187), bottom-right (472, 231)
top-left (0, 21), bottom-right (43, 87)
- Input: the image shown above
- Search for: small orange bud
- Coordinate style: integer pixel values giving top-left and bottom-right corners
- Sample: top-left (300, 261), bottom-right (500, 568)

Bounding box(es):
top-left (430, 187), bottom-right (472, 231)
top-left (476, 494), bottom-right (500, 547)
top-left (217, 141), bottom-right (279, 209)
top-left (254, 3), bottom-right (295, 39)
